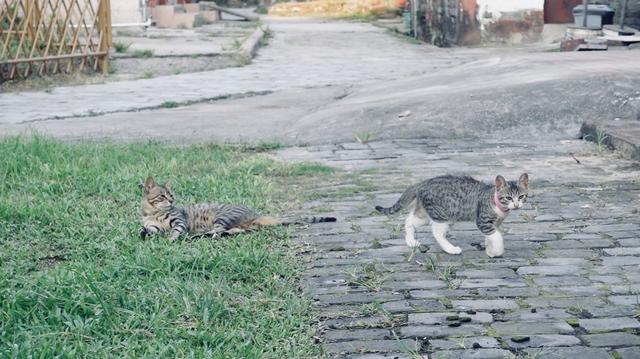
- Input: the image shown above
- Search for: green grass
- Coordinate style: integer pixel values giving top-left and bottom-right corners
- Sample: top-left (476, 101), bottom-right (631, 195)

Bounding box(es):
top-left (159, 101), bottom-right (179, 109)
top-left (113, 41), bottom-right (132, 53)
top-left (0, 137), bottom-right (328, 358)
top-left (130, 49), bottom-right (154, 58)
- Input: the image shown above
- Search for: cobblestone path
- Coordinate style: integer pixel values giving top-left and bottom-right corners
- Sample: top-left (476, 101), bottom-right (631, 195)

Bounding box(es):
top-left (277, 138), bottom-right (640, 359)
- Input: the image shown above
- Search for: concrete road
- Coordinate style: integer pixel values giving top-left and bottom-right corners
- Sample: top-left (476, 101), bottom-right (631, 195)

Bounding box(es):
top-left (1, 18), bottom-right (639, 144)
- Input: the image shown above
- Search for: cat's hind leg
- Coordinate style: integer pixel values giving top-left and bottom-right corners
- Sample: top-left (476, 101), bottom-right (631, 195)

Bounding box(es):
top-left (405, 207), bottom-right (427, 247)
top-left (431, 221), bottom-right (461, 255)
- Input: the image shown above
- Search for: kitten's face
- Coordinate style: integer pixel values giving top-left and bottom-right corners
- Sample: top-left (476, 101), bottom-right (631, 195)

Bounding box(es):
top-left (142, 177), bottom-right (175, 211)
top-left (496, 173), bottom-right (529, 210)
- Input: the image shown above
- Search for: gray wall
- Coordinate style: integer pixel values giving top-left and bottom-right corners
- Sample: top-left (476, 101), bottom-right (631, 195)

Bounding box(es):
top-left (593, 0), bottom-right (640, 28)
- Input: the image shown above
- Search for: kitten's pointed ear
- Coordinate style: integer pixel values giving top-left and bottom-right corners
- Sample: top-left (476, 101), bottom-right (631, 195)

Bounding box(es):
top-left (163, 181), bottom-right (171, 191)
top-left (495, 175), bottom-right (507, 191)
top-left (518, 173), bottom-right (529, 189)
top-left (144, 176), bottom-right (156, 193)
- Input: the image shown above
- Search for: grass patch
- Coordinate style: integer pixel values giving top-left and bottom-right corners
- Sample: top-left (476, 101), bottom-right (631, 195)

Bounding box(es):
top-left (192, 14), bottom-right (214, 28)
top-left (113, 41), bottom-right (132, 53)
top-left (130, 49), bottom-right (154, 58)
top-left (159, 101), bottom-right (179, 109)
top-left (0, 137), bottom-right (328, 358)
top-left (142, 70), bottom-right (154, 79)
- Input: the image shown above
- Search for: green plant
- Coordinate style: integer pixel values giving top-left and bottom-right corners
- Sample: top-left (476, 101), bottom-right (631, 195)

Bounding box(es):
top-left (259, 27), bottom-right (274, 46)
top-left (389, 329), bottom-right (426, 359)
top-left (565, 318), bottom-right (579, 327)
top-left (113, 41), bottom-right (132, 53)
top-left (354, 131), bottom-right (374, 144)
top-left (360, 300), bottom-right (385, 316)
top-left (142, 70), bottom-right (154, 79)
top-left (116, 30), bottom-right (134, 37)
top-left (131, 49), bottom-right (154, 58)
top-left (159, 101), bottom-right (179, 109)
top-left (108, 61), bottom-right (118, 74)
top-left (232, 38), bottom-right (243, 49)
top-left (420, 255), bottom-right (461, 289)
top-left (346, 261), bottom-right (393, 292)
top-left (192, 14), bottom-right (213, 28)
top-left (255, 5), bottom-right (269, 14)
top-left (438, 297), bottom-right (453, 309)
top-left (235, 53), bottom-right (252, 66)
top-left (585, 129), bottom-right (609, 153)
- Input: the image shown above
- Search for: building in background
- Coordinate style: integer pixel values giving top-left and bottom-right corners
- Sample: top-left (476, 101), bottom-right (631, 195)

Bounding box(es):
top-left (111, 0), bottom-right (147, 25)
top-left (418, 0), bottom-right (639, 46)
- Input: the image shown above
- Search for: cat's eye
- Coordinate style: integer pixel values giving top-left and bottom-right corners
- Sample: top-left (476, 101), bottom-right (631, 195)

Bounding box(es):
top-left (506, 196), bottom-right (512, 201)
top-left (519, 195), bottom-right (525, 200)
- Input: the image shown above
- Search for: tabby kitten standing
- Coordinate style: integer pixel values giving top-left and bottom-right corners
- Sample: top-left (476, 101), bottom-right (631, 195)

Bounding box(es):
top-left (140, 176), bottom-right (336, 241)
top-left (376, 173), bottom-right (529, 257)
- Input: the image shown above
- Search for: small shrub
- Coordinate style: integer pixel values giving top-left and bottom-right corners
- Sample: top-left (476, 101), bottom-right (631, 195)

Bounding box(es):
top-left (113, 41), bottom-right (132, 53)
top-left (131, 49), bottom-right (154, 58)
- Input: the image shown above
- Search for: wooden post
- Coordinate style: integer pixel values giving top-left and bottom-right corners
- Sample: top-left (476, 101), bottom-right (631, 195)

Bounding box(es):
top-left (411, 0), bottom-right (417, 38)
top-left (582, 0), bottom-right (588, 28)
top-left (98, 0), bottom-right (111, 73)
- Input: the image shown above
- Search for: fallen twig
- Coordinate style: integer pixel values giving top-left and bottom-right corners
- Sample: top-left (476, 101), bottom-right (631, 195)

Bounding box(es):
top-left (569, 152), bottom-right (582, 164)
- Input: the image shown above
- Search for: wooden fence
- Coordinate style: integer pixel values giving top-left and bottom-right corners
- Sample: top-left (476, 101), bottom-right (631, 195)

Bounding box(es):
top-left (0, 0), bottom-right (112, 82)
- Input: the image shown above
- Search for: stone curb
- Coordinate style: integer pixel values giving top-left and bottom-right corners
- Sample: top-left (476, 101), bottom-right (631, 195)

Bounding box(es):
top-left (240, 26), bottom-right (266, 58)
top-left (580, 121), bottom-right (640, 161)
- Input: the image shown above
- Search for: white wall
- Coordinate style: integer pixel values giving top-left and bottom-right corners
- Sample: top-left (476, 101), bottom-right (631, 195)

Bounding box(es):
top-left (111, 0), bottom-right (143, 24)
top-left (477, 0), bottom-right (544, 18)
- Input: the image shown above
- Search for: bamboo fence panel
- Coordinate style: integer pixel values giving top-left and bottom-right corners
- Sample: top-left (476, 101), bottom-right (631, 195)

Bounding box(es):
top-left (0, 0), bottom-right (111, 82)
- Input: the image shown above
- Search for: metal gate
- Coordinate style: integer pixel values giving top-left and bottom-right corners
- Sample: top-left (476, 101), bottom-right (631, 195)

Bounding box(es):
top-left (423, 0), bottom-right (480, 46)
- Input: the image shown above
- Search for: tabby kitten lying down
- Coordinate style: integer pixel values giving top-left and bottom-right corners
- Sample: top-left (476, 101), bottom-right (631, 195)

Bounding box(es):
top-left (376, 174), bottom-right (529, 257)
top-left (140, 177), bottom-right (336, 241)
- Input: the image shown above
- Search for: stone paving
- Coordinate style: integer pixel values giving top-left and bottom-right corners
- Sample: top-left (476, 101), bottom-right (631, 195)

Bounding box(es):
top-left (276, 138), bottom-right (640, 358)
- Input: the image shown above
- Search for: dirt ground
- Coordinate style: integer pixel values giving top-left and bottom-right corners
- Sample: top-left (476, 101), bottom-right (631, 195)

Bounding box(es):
top-left (0, 20), bottom-right (260, 92)
top-left (109, 21), bottom-right (258, 80)
top-left (2, 18), bottom-right (639, 145)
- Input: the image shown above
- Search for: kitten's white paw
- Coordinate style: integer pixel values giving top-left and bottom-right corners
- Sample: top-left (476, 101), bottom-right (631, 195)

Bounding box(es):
top-left (406, 237), bottom-right (420, 248)
top-left (485, 247), bottom-right (504, 258)
top-left (444, 246), bottom-right (462, 255)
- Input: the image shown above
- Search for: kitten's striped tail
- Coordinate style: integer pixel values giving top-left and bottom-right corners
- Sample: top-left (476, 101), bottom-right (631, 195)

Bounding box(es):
top-left (375, 185), bottom-right (417, 215)
top-left (282, 216), bottom-right (337, 225)
top-left (254, 216), bottom-right (337, 226)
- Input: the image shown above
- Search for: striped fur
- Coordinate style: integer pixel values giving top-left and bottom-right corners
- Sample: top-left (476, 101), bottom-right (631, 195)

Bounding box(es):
top-left (376, 174), bottom-right (529, 257)
top-left (140, 176), bottom-right (336, 241)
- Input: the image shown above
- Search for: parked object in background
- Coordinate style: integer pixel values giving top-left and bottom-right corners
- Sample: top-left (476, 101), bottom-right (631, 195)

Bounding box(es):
top-left (601, 24), bottom-right (640, 44)
top-left (572, 4), bottom-right (614, 28)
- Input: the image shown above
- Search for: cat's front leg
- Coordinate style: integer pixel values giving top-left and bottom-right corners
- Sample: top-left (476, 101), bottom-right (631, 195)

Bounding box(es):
top-left (484, 230), bottom-right (504, 258)
top-left (140, 225), bottom-right (159, 240)
top-left (477, 216), bottom-right (504, 257)
top-left (169, 217), bottom-right (188, 242)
